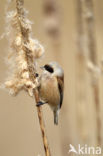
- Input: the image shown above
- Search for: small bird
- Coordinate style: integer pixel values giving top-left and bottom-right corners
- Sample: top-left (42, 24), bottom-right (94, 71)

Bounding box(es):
top-left (37, 61), bottom-right (64, 125)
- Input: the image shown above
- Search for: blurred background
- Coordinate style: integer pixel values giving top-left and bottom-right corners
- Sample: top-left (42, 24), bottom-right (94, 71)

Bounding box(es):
top-left (0, 0), bottom-right (103, 156)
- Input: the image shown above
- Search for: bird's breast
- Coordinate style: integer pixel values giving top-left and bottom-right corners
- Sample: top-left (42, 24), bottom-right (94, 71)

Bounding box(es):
top-left (39, 76), bottom-right (60, 107)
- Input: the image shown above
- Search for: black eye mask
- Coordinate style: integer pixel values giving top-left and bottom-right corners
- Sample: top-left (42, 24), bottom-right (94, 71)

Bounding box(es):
top-left (44, 64), bottom-right (54, 73)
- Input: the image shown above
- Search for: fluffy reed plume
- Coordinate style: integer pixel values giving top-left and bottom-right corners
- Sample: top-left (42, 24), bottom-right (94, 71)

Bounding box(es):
top-left (4, 0), bottom-right (51, 155)
top-left (75, 0), bottom-right (88, 143)
top-left (84, 0), bottom-right (101, 145)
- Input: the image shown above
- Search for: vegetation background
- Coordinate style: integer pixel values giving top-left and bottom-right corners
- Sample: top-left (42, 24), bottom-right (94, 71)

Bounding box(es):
top-left (0, 0), bottom-right (103, 156)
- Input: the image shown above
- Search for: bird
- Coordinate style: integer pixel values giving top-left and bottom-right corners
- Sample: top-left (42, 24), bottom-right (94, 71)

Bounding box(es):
top-left (37, 61), bottom-right (64, 125)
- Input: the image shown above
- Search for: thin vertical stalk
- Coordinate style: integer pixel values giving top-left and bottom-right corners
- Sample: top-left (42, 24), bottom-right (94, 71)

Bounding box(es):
top-left (5, 0), bottom-right (51, 155)
top-left (42, 0), bottom-right (61, 62)
top-left (75, 0), bottom-right (88, 143)
top-left (42, 0), bottom-right (60, 40)
top-left (84, 0), bottom-right (101, 145)
top-left (34, 89), bottom-right (51, 156)
top-left (16, 0), bottom-right (51, 155)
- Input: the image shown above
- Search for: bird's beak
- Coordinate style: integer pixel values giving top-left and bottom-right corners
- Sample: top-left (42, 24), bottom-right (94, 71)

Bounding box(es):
top-left (40, 66), bottom-right (44, 70)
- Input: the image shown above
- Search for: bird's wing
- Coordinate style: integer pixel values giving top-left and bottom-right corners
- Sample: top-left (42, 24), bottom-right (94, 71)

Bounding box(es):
top-left (57, 76), bottom-right (64, 108)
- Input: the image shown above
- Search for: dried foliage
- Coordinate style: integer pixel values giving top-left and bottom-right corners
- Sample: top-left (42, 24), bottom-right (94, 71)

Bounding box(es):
top-left (3, 0), bottom-right (51, 156)
top-left (5, 0), bottom-right (44, 96)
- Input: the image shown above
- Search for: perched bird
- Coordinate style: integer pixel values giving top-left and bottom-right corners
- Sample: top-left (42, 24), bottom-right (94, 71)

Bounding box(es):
top-left (37, 61), bottom-right (64, 125)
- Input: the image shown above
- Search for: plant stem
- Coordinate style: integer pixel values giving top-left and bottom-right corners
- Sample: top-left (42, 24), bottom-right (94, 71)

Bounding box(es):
top-left (16, 0), bottom-right (51, 155)
top-left (84, 0), bottom-right (101, 145)
top-left (34, 89), bottom-right (51, 156)
top-left (75, 0), bottom-right (88, 143)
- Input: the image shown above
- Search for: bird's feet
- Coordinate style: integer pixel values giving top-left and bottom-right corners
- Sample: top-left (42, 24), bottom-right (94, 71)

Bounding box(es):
top-left (36, 101), bottom-right (47, 107)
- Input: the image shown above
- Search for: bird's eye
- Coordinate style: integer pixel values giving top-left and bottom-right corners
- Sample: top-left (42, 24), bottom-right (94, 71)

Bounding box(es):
top-left (35, 73), bottom-right (39, 77)
top-left (44, 65), bottom-right (54, 73)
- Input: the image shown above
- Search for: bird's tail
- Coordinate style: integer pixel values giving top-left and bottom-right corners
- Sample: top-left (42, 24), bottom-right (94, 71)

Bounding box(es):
top-left (53, 110), bottom-right (59, 125)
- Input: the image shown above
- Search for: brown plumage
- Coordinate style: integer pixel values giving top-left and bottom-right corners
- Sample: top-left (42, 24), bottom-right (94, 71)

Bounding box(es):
top-left (38, 62), bottom-right (64, 125)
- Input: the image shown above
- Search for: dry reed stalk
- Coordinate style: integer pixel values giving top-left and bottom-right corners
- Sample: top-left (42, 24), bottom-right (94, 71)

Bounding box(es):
top-left (34, 89), bottom-right (51, 156)
top-left (42, 0), bottom-right (60, 41)
top-left (4, 0), bottom-right (51, 155)
top-left (83, 0), bottom-right (101, 145)
top-left (42, 0), bottom-right (62, 62)
top-left (75, 0), bottom-right (88, 143)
